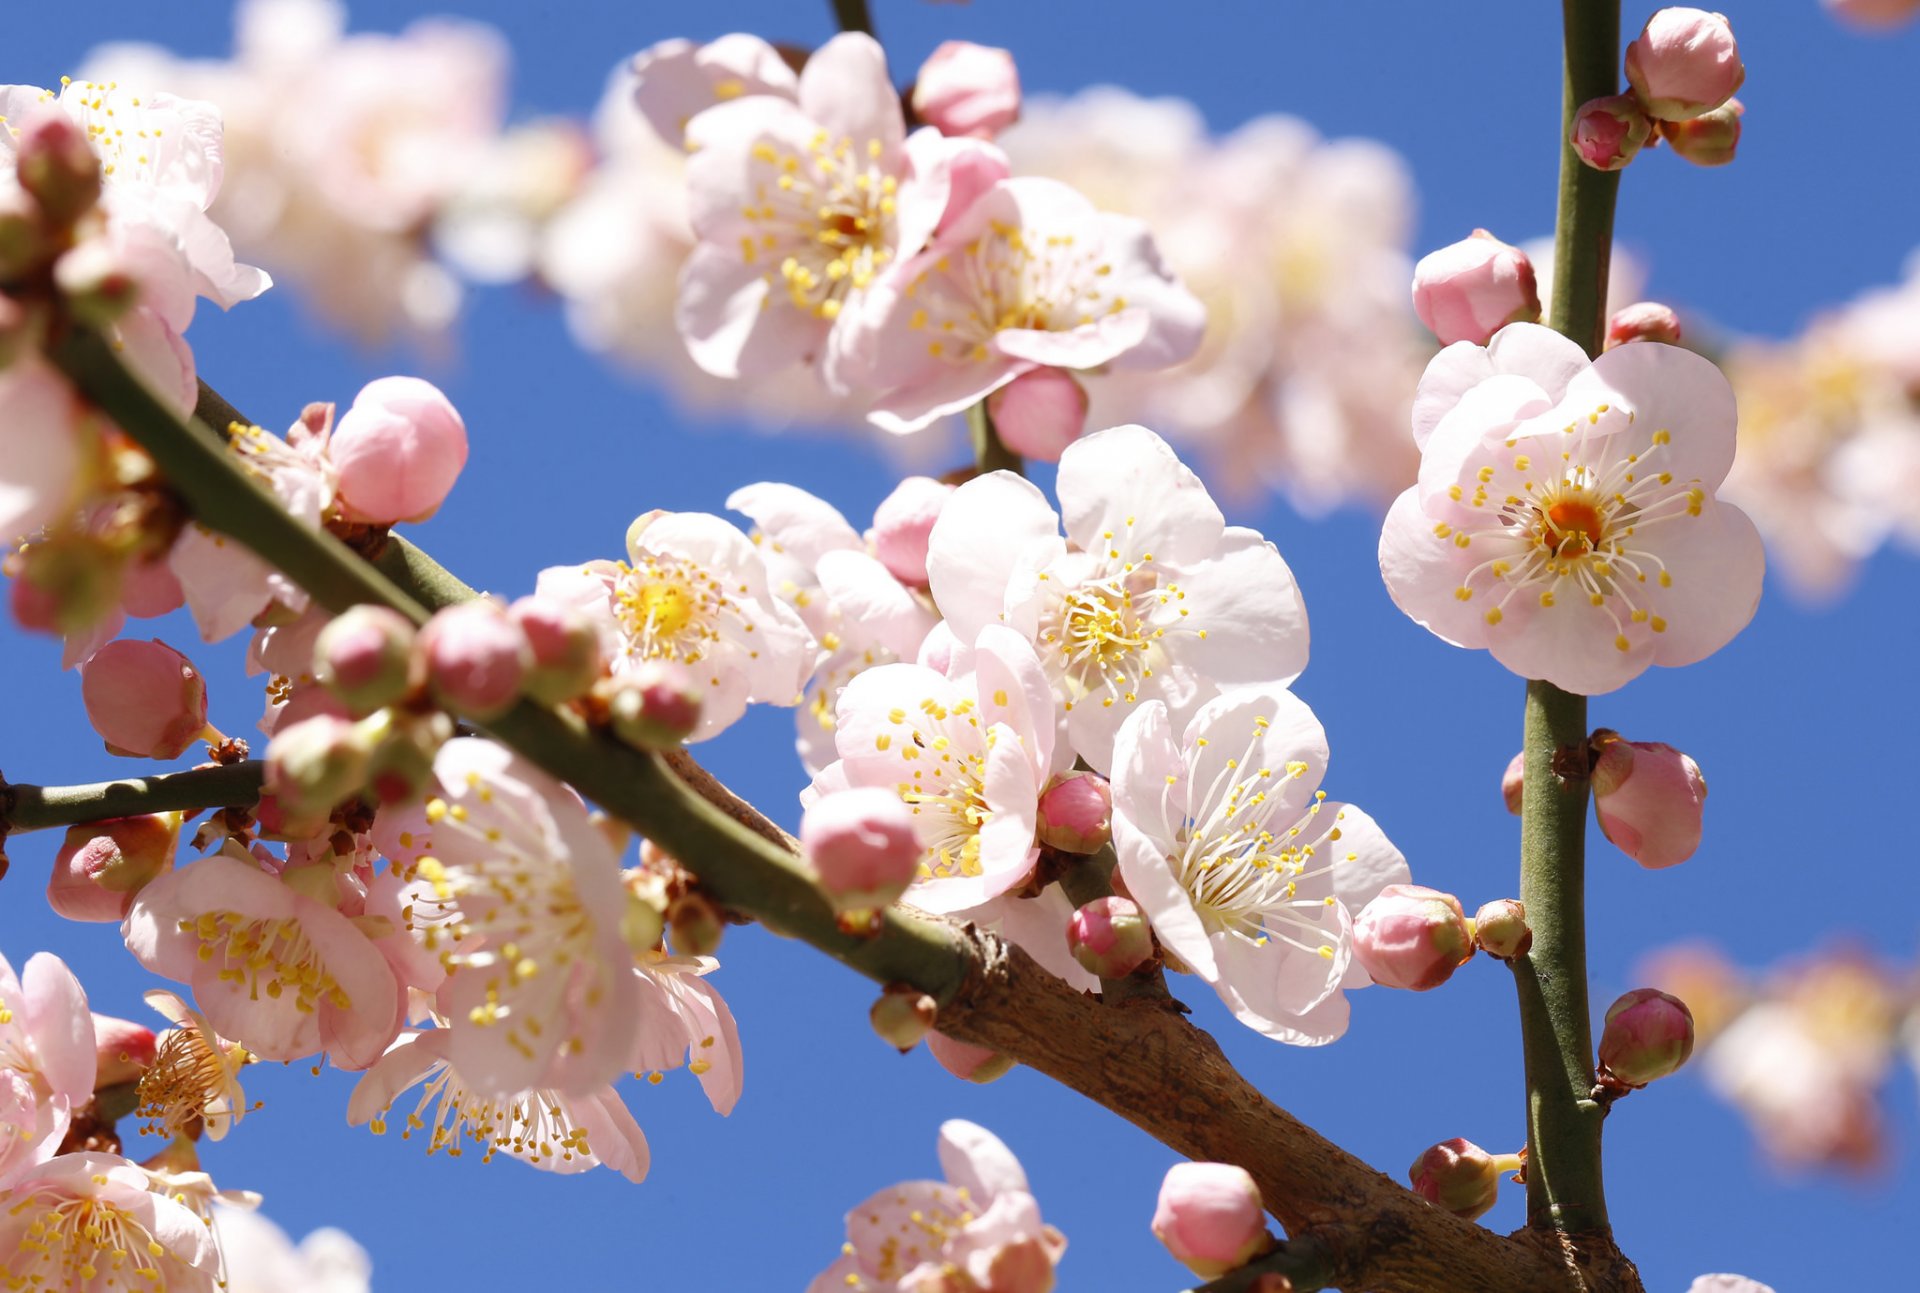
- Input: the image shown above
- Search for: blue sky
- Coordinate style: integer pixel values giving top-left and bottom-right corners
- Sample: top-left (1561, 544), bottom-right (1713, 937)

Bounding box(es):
top-left (6, 2), bottom-right (1918, 1290)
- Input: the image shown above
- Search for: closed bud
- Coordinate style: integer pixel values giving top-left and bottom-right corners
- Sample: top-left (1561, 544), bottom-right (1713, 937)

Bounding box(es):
top-left (329, 376), bottom-right (469, 525)
top-left (1660, 99), bottom-right (1742, 167)
top-left (417, 600), bottom-right (531, 719)
top-left (1571, 94), bottom-right (1654, 171)
top-left (926, 1030), bottom-right (1014, 1083)
top-left (1067, 896), bottom-right (1153, 979)
top-left (667, 890), bottom-right (724, 958)
top-left (92, 1012), bottom-right (158, 1089)
top-left (870, 476), bottom-right (954, 586)
top-left (1501, 751), bottom-right (1526, 815)
top-left (1472, 899), bottom-right (1531, 960)
top-left (1590, 734), bottom-right (1707, 868)
top-left (10, 537), bottom-right (126, 638)
top-left (869, 985), bottom-right (938, 1052)
top-left (509, 594), bottom-right (605, 704)
top-left (1408, 1138), bottom-right (1521, 1221)
top-left (1606, 302), bottom-right (1684, 349)
top-left (606, 660), bottom-right (704, 748)
top-left (800, 787), bottom-right (921, 913)
top-left (49, 814), bottom-right (180, 921)
top-left (987, 367), bottom-right (1090, 463)
top-left (14, 106), bottom-right (101, 228)
top-left (79, 639), bottom-right (209, 760)
top-left (1037, 770), bottom-right (1111, 854)
top-left (313, 605), bottom-right (417, 716)
top-left (1411, 230), bottom-right (1541, 347)
top-left (911, 41), bottom-right (1021, 140)
top-left (53, 238), bottom-right (140, 325)
top-left (264, 714), bottom-right (375, 821)
top-left (1352, 884), bottom-right (1475, 991)
top-left (1625, 8), bottom-right (1744, 122)
top-left (365, 710), bottom-right (453, 805)
top-left (1151, 1162), bottom-right (1271, 1279)
top-left (1599, 987), bottom-right (1695, 1088)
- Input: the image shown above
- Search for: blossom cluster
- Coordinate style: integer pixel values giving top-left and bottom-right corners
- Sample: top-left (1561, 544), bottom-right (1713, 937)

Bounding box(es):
top-left (1643, 941), bottom-right (1920, 1175)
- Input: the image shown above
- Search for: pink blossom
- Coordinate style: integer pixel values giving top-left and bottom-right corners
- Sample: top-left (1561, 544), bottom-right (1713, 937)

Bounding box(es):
top-left (988, 366), bottom-right (1091, 462)
top-left (348, 1028), bottom-right (649, 1181)
top-left (1379, 325), bottom-right (1764, 695)
top-left (629, 34), bottom-right (798, 147)
top-left (870, 476), bottom-right (953, 586)
top-left (122, 851), bottom-right (404, 1070)
top-left (49, 814), bottom-right (180, 921)
top-left (676, 33), bottom-right (950, 381)
top-left (79, 638), bottom-right (209, 759)
top-left (1591, 737), bottom-right (1708, 868)
top-left (329, 377), bottom-right (469, 524)
top-left (927, 425), bottom-right (1308, 770)
top-left (1411, 231), bottom-right (1540, 346)
top-left (91, 1012), bottom-right (158, 1088)
top-left (1111, 687), bottom-right (1410, 1044)
top-left (1625, 9), bottom-right (1745, 122)
top-left (0, 1152), bottom-right (218, 1291)
top-left (911, 42), bottom-right (1021, 140)
top-left (832, 177), bottom-right (1204, 432)
top-left (1151, 1161), bottom-right (1268, 1278)
top-left (535, 509), bottom-right (815, 741)
top-left (815, 627), bottom-right (1056, 914)
top-left (806, 1120), bottom-right (1065, 1292)
top-left (801, 787), bottom-right (923, 912)
top-left (211, 1205), bottom-right (372, 1293)
top-left (136, 988), bottom-right (254, 1142)
top-left (626, 954), bottom-right (744, 1117)
top-left (390, 738), bottom-right (638, 1095)
top-left (0, 951), bottom-right (95, 1182)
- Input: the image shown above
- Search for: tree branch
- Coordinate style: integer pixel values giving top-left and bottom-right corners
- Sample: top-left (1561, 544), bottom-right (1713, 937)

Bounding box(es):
top-left (828, 0), bottom-right (875, 38)
top-left (1190, 1234), bottom-right (1333, 1292)
top-left (41, 341), bottom-right (1643, 1290)
top-left (3, 762), bottom-right (265, 834)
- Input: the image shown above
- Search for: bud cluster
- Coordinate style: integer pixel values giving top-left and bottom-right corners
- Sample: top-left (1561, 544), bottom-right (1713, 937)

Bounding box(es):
top-left (1573, 8), bottom-right (1745, 171)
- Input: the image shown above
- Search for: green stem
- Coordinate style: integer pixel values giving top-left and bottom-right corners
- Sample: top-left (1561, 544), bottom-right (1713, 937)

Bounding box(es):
top-left (1510, 0), bottom-right (1622, 1237)
top-left (968, 401), bottom-right (1022, 477)
top-left (829, 0), bottom-right (875, 37)
top-left (1053, 843), bottom-right (1170, 1004)
top-left (50, 331), bottom-right (976, 1003)
top-left (4, 762), bottom-right (265, 834)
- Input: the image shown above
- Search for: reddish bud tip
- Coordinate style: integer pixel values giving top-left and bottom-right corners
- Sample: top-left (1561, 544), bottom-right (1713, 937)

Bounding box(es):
top-left (1571, 94), bottom-right (1655, 171)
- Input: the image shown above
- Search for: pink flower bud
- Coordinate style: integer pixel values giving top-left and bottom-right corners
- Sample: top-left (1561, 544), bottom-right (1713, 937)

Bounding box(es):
top-left (987, 367), bottom-right (1090, 463)
top-left (264, 714), bottom-right (375, 821)
top-left (10, 538), bottom-right (124, 638)
top-left (92, 1012), bottom-right (158, 1088)
top-left (801, 787), bottom-right (921, 913)
top-left (1571, 94), bottom-right (1655, 171)
top-left (1625, 8), bottom-right (1745, 122)
top-left (1598, 987), bottom-right (1695, 1088)
top-left (1472, 899), bottom-right (1532, 960)
top-left (1591, 737), bottom-right (1707, 868)
top-left (870, 985), bottom-right (938, 1051)
top-left (871, 476), bottom-right (954, 586)
top-left (1151, 1162), bottom-right (1270, 1278)
top-left (52, 238), bottom-right (141, 325)
top-left (926, 1030), bottom-right (1015, 1083)
top-left (509, 594), bottom-right (605, 704)
top-left (416, 600), bottom-right (531, 719)
top-left (1606, 302), bottom-right (1684, 349)
top-left (1411, 230), bottom-right (1541, 346)
top-left (79, 639), bottom-right (209, 760)
top-left (312, 605), bottom-right (417, 716)
top-left (49, 815), bottom-right (180, 921)
top-left (0, 187), bottom-right (47, 280)
top-left (1352, 884), bottom-right (1475, 991)
top-left (14, 106), bottom-right (101, 227)
top-left (365, 711), bottom-right (453, 806)
top-left (1068, 896), bottom-right (1153, 979)
top-left (1659, 98), bottom-right (1742, 167)
top-left (606, 660), bottom-right (704, 748)
top-left (1037, 770), bottom-right (1112, 854)
top-left (1501, 751), bottom-right (1526, 815)
top-left (912, 41), bottom-right (1021, 139)
top-left (1408, 1138), bottom-right (1516, 1221)
top-left (329, 376), bottom-right (469, 525)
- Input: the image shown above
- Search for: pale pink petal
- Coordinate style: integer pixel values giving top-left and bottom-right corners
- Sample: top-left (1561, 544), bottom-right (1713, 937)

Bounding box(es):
top-left (937, 1118), bottom-right (1029, 1201)
top-left (816, 550), bottom-right (936, 662)
top-left (796, 33), bottom-right (903, 165)
top-left (1646, 502), bottom-right (1765, 669)
top-left (926, 471), bottom-right (1061, 639)
top-left (1173, 527), bottom-right (1309, 686)
top-left (1056, 425), bottom-right (1223, 564)
top-left (1377, 487), bottom-right (1490, 650)
top-left (21, 953), bottom-right (95, 1101)
top-left (675, 240), bottom-right (824, 379)
top-left (727, 482), bottom-right (862, 565)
